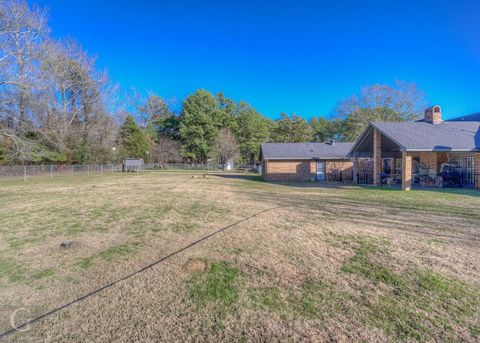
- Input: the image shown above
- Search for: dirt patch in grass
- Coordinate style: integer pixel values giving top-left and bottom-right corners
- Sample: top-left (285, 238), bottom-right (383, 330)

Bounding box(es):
top-left (183, 258), bottom-right (208, 273)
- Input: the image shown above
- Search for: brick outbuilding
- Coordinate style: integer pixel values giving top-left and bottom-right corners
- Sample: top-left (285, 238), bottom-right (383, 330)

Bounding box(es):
top-left (260, 142), bottom-right (354, 182)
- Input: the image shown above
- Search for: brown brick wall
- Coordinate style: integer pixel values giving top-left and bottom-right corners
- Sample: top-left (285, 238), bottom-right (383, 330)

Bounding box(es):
top-left (402, 152), bottom-right (412, 190)
top-left (373, 128), bottom-right (381, 185)
top-left (424, 106), bottom-right (442, 124)
top-left (437, 152), bottom-right (449, 170)
top-left (263, 160), bottom-right (316, 182)
top-left (410, 152), bottom-right (438, 172)
top-left (476, 153), bottom-right (480, 190)
top-left (263, 159), bottom-right (353, 182)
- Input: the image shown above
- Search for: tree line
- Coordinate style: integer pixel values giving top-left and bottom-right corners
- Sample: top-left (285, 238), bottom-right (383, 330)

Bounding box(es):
top-left (0, 0), bottom-right (427, 166)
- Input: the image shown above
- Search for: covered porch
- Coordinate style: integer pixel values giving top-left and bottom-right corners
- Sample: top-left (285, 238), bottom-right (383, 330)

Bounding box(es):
top-left (350, 127), bottom-right (480, 190)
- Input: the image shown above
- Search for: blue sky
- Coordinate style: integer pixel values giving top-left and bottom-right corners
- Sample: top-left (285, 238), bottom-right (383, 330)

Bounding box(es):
top-left (33, 0), bottom-right (480, 120)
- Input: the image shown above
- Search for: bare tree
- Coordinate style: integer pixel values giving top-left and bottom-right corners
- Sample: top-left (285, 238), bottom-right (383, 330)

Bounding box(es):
top-left (0, 0), bottom-right (122, 165)
top-left (126, 90), bottom-right (172, 127)
top-left (151, 136), bottom-right (181, 164)
top-left (0, 0), bottom-right (48, 100)
top-left (335, 80), bottom-right (427, 120)
top-left (334, 80), bottom-right (427, 140)
top-left (213, 128), bottom-right (238, 166)
top-left (0, 0), bottom-right (49, 161)
top-left (39, 40), bottom-right (113, 157)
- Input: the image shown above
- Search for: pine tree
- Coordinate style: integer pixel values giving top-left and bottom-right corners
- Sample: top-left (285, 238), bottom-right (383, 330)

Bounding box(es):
top-left (178, 90), bottom-right (218, 162)
top-left (234, 102), bottom-right (272, 163)
top-left (120, 115), bottom-right (150, 160)
top-left (271, 113), bottom-right (312, 143)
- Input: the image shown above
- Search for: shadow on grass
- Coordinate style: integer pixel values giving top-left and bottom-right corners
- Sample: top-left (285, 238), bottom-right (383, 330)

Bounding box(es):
top-left (215, 174), bottom-right (480, 197)
top-left (272, 182), bottom-right (358, 189)
top-left (212, 174), bottom-right (265, 182)
top-left (370, 185), bottom-right (480, 197)
top-left (213, 173), bottom-right (360, 189)
top-left (278, 182), bottom-right (480, 198)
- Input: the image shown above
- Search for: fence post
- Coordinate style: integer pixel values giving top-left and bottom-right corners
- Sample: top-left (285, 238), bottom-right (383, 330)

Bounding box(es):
top-left (50, 165), bottom-right (53, 180)
top-left (71, 165), bottom-right (74, 177)
top-left (87, 165), bottom-right (90, 177)
top-left (24, 166), bottom-right (27, 182)
top-left (101, 164), bottom-right (103, 175)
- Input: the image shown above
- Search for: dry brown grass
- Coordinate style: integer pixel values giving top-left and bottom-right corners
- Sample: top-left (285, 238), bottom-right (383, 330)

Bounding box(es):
top-left (0, 172), bottom-right (479, 342)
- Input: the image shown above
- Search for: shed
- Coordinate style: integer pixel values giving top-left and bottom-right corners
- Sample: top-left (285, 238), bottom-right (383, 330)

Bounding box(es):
top-left (123, 158), bottom-right (144, 172)
top-left (223, 159), bottom-right (234, 171)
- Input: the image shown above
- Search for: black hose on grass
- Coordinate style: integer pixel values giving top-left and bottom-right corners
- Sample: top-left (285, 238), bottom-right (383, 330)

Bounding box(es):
top-left (0, 206), bottom-right (286, 339)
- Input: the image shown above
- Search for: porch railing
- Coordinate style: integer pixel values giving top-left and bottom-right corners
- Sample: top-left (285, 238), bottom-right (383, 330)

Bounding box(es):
top-left (326, 171), bottom-right (353, 182)
top-left (356, 173), bottom-right (374, 185)
top-left (413, 172), bottom-right (478, 189)
top-left (355, 172), bottom-right (478, 189)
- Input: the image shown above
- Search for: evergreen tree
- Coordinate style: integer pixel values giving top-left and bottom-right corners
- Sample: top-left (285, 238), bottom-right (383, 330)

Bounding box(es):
top-left (271, 113), bottom-right (312, 143)
top-left (234, 101), bottom-right (272, 163)
top-left (215, 92), bottom-right (238, 131)
top-left (73, 141), bottom-right (91, 164)
top-left (178, 89), bottom-right (219, 162)
top-left (310, 117), bottom-right (346, 142)
top-left (120, 115), bottom-right (150, 160)
top-left (0, 142), bottom-right (5, 164)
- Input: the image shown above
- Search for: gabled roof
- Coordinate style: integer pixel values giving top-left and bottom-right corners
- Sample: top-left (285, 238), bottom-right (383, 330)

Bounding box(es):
top-left (349, 120), bottom-right (480, 155)
top-left (261, 142), bottom-right (354, 160)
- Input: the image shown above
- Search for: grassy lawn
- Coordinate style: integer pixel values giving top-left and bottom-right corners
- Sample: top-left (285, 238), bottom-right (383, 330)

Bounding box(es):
top-left (1, 171), bottom-right (479, 342)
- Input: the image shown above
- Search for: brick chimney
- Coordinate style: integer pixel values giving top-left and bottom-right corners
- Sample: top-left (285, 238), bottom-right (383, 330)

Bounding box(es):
top-left (424, 105), bottom-right (442, 124)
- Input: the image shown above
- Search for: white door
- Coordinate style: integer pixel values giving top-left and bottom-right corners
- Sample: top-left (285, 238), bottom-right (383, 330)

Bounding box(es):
top-left (316, 161), bottom-right (326, 181)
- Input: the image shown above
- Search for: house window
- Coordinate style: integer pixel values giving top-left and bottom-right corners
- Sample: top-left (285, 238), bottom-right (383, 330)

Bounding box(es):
top-left (450, 155), bottom-right (462, 166)
top-left (465, 156), bottom-right (474, 185)
top-left (395, 158), bottom-right (402, 175)
top-left (412, 156), bottom-right (421, 173)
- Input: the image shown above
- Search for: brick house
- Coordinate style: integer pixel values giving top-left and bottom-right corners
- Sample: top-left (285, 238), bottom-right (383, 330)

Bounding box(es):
top-left (349, 106), bottom-right (480, 190)
top-left (260, 142), bottom-right (354, 182)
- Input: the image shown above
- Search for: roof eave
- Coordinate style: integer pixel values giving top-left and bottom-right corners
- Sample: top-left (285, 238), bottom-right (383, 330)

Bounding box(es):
top-left (405, 148), bottom-right (480, 152)
top-left (348, 122), bottom-right (408, 156)
top-left (263, 156), bottom-right (350, 160)
top-left (369, 122), bottom-right (408, 152)
top-left (347, 125), bottom-right (373, 157)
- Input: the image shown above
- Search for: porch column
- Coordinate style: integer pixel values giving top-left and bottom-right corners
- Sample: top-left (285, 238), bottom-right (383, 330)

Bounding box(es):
top-left (475, 152), bottom-right (480, 190)
top-left (402, 151), bottom-right (412, 190)
top-left (311, 160), bottom-right (317, 182)
top-left (352, 158), bottom-right (358, 183)
top-left (373, 128), bottom-right (381, 186)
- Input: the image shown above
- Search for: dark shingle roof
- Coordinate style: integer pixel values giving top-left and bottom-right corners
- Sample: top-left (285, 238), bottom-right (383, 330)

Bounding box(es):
top-left (370, 121), bottom-right (480, 151)
top-left (261, 142), bottom-right (354, 160)
top-left (448, 113), bottom-right (480, 122)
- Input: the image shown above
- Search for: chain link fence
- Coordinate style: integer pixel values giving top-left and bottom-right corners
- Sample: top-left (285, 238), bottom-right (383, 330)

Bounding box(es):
top-left (0, 163), bottom-right (259, 181)
top-left (0, 164), bottom-right (122, 181)
top-left (143, 163), bottom-right (257, 171)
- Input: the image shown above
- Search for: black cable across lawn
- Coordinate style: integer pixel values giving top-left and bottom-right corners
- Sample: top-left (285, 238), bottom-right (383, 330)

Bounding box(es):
top-left (0, 206), bottom-right (285, 340)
